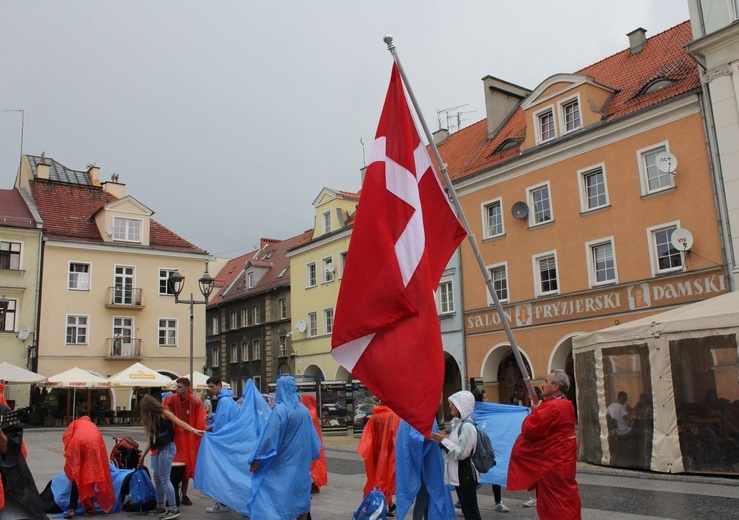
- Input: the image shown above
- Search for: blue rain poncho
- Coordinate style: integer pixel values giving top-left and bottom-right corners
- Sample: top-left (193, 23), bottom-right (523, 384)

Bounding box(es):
top-left (246, 376), bottom-right (322, 520)
top-left (471, 401), bottom-right (529, 486)
top-left (51, 461), bottom-right (131, 514)
top-left (395, 419), bottom-right (455, 520)
top-left (194, 379), bottom-right (271, 515)
top-left (210, 387), bottom-right (239, 433)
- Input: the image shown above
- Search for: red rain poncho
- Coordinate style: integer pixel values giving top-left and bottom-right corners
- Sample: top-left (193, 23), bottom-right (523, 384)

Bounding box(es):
top-left (300, 394), bottom-right (328, 489)
top-left (62, 416), bottom-right (115, 513)
top-left (507, 397), bottom-right (581, 520)
top-left (357, 405), bottom-right (401, 503)
top-left (164, 388), bottom-right (206, 480)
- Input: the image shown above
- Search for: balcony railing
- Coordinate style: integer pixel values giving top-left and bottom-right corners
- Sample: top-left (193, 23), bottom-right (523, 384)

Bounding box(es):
top-left (105, 337), bottom-right (142, 358)
top-left (105, 287), bottom-right (144, 308)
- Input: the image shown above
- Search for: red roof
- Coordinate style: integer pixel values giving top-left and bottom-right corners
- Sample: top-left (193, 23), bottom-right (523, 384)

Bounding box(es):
top-left (0, 189), bottom-right (38, 229)
top-left (30, 179), bottom-right (205, 253)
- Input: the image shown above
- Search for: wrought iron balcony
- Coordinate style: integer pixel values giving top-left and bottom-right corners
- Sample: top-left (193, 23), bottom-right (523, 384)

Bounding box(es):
top-left (105, 287), bottom-right (144, 308)
top-left (105, 337), bottom-right (142, 358)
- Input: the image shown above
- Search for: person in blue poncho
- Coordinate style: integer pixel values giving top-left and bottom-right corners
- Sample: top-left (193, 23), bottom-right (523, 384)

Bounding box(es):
top-left (247, 376), bottom-right (322, 520)
top-left (203, 377), bottom-right (239, 514)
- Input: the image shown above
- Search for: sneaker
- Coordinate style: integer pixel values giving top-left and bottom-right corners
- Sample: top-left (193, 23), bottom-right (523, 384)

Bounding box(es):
top-left (145, 508), bottom-right (166, 516)
top-left (523, 498), bottom-right (537, 508)
top-left (180, 495), bottom-right (192, 506)
top-left (495, 502), bottom-right (510, 513)
top-left (160, 509), bottom-right (181, 520)
top-left (206, 503), bottom-right (230, 513)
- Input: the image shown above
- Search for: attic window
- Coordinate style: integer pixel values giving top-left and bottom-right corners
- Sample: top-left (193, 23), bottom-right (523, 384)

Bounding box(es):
top-left (494, 139), bottom-right (519, 154)
top-left (264, 251), bottom-right (274, 260)
top-left (277, 267), bottom-right (288, 278)
top-left (639, 79), bottom-right (674, 96)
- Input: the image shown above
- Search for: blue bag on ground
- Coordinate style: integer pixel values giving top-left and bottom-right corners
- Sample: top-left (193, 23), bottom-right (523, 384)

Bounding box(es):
top-left (123, 466), bottom-right (157, 511)
top-left (353, 485), bottom-right (387, 520)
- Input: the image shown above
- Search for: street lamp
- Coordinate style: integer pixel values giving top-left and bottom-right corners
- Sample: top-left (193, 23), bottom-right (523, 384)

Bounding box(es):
top-left (169, 263), bottom-right (215, 379)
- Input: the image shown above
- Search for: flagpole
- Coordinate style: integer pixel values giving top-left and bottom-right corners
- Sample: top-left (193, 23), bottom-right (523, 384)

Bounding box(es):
top-left (383, 35), bottom-right (539, 405)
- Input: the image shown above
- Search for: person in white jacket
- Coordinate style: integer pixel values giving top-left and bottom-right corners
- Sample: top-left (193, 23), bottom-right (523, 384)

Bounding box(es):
top-left (430, 391), bottom-right (481, 520)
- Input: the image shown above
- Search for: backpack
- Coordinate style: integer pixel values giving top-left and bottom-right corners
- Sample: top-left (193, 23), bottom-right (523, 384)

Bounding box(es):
top-left (352, 486), bottom-right (386, 520)
top-left (458, 419), bottom-right (496, 473)
top-left (122, 466), bottom-right (157, 512)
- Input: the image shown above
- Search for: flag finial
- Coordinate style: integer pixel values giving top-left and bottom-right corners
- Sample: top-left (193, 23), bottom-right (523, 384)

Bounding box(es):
top-left (383, 35), bottom-right (395, 50)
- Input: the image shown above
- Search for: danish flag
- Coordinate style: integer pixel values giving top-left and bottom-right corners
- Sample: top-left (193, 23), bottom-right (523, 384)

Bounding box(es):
top-left (331, 64), bottom-right (467, 436)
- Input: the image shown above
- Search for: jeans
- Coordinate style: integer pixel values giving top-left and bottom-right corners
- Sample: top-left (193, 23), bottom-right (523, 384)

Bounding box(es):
top-left (153, 443), bottom-right (177, 509)
top-left (412, 485), bottom-right (430, 520)
top-left (456, 484), bottom-right (481, 520)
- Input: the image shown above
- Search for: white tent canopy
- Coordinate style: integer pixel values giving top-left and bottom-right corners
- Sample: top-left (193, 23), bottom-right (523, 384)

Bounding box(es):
top-left (573, 291), bottom-right (739, 475)
top-left (163, 371), bottom-right (231, 391)
top-left (0, 362), bottom-right (46, 384)
top-left (108, 362), bottom-right (173, 388)
top-left (43, 367), bottom-right (110, 388)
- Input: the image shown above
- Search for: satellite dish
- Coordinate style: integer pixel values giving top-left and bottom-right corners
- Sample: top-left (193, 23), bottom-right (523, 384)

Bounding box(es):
top-left (18, 326), bottom-right (30, 341)
top-left (655, 152), bottom-right (678, 174)
top-left (511, 201), bottom-right (529, 220)
top-left (325, 263), bottom-right (335, 273)
top-left (105, 227), bottom-right (114, 236)
top-left (671, 228), bottom-right (694, 251)
top-left (295, 320), bottom-right (307, 333)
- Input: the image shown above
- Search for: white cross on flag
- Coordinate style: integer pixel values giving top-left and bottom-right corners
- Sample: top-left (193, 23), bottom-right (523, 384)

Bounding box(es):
top-left (331, 63), bottom-right (467, 436)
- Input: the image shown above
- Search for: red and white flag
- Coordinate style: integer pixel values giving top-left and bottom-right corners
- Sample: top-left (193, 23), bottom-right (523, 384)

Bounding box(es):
top-left (331, 64), bottom-right (467, 436)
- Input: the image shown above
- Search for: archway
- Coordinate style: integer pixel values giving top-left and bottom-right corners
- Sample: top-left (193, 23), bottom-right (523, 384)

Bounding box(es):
top-left (480, 343), bottom-right (534, 404)
top-left (335, 365), bottom-right (352, 383)
top-left (550, 333), bottom-right (582, 417)
top-left (277, 362), bottom-right (291, 378)
top-left (302, 364), bottom-right (325, 381)
top-left (440, 352), bottom-right (462, 423)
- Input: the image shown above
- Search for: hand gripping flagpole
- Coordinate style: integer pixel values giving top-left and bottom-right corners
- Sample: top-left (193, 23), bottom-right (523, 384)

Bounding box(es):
top-left (384, 35), bottom-right (539, 405)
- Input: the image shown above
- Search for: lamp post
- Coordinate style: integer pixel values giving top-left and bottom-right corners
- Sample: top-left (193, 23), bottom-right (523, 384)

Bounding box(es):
top-left (168, 263), bottom-right (215, 379)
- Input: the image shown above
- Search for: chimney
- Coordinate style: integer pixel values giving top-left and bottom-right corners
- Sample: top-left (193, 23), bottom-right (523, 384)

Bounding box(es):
top-left (627, 28), bottom-right (647, 55)
top-left (87, 165), bottom-right (101, 186)
top-left (433, 128), bottom-right (450, 145)
top-left (102, 175), bottom-right (125, 198)
top-left (36, 163), bottom-right (50, 180)
top-left (482, 76), bottom-right (531, 138)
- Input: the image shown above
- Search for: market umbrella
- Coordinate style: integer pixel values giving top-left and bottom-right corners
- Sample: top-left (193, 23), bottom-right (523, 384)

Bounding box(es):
top-left (0, 362), bottom-right (46, 384)
top-left (185, 371), bottom-right (231, 390)
top-left (108, 362), bottom-right (173, 388)
top-left (43, 367), bottom-right (110, 420)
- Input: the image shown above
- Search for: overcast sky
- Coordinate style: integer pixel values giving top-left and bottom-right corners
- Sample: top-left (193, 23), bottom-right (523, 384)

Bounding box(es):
top-left (1, 1), bottom-right (690, 258)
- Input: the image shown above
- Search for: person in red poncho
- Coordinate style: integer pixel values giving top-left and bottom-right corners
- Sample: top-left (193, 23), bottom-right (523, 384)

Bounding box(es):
top-left (357, 403), bottom-right (401, 515)
top-left (507, 370), bottom-right (581, 520)
top-left (163, 377), bottom-right (206, 506)
top-left (300, 393), bottom-right (327, 493)
top-left (61, 416), bottom-right (115, 518)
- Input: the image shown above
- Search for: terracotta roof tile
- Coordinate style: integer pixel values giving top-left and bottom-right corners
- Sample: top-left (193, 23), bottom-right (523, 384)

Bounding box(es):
top-left (0, 189), bottom-right (38, 229)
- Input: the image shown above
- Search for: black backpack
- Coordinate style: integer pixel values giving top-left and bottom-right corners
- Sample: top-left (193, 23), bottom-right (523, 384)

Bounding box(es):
top-left (457, 419), bottom-right (496, 473)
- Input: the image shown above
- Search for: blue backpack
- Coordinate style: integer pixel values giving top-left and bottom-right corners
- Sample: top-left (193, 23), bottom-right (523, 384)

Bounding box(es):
top-left (458, 419), bottom-right (496, 473)
top-left (123, 467), bottom-right (157, 512)
top-left (353, 486), bottom-right (386, 520)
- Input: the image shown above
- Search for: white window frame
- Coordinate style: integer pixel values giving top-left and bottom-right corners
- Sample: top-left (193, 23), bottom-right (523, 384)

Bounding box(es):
top-left (112, 217), bottom-right (143, 243)
top-left (486, 262), bottom-right (509, 304)
top-left (527, 182), bottom-right (553, 226)
top-left (158, 268), bottom-right (178, 295)
top-left (69, 262), bottom-right (91, 291)
top-left (253, 339), bottom-right (261, 360)
top-left (646, 221), bottom-right (685, 276)
top-left (247, 271), bottom-right (254, 289)
top-left (0, 240), bottom-right (22, 270)
top-left (66, 314), bottom-right (89, 345)
top-left (339, 251), bottom-right (348, 279)
top-left (322, 256), bottom-right (335, 283)
top-left (322, 210), bottom-right (332, 234)
top-left (558, 95), bottom-right (582, 134)
top-left (306, 262), bottom-right (317, 288)
top-left (157, 318), bottom-right (177, 347)
top-left (481, 197), bottom-right (504, 239)
top-left (533, 250), bottom-right (560, 297)
top-left (212, 347), bottom-right (220, 367)
top-left (279, 335), bottom-right (288, 357)
top-left (585, 237), bottom-right (618, 287)
top-left (0, 298), bottom-right (17, 332)
top-left (324, 307), bottom-right (334, 334)
top-left (308, 312), bottom-right (318, 337)
top-left (578, 163), bottom-right (609, 212)
top-left (230, 310), bottom-right (238, 330)
top-left (279, 298), bottom-right (287, 320)
top-left (212, 316), bottom-right (220, 335)
top-left (253, 304), bottom-right (261, 325)
top-left (437, 277), bottom-right (455, 315)
top-left (534, 105), bottom-right (556, 144)
top-left (253, 375), bottom-right (262, 393)
top-left (242, 308), bottom-right (249, 327)
top-left (230, 343), bottom-right (238, 363)
top-left (637, 141), bottom-right (674, 196)
top-left (242, 340), bottom-right (250, 361)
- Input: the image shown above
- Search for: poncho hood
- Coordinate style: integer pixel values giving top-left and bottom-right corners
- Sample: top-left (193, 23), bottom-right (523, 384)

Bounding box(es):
top-left (276, 376), bottom-right (300, 408)
top-left (448, 391), bottom-right (475, 421)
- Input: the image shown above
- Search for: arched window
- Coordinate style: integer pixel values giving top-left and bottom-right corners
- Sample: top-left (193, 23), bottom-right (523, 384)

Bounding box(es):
top-left (639, 79), bottom-right (674, 96)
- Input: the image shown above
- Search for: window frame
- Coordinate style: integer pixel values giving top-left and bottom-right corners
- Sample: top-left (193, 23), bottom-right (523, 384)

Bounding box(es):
top-left (157, 318), bottom-right (177, 347)
top-left (322, 210), bottom-right (332, 234)
top-left (322, 256), bottom-right (335, 283)
top-left (247, 271), bottom-right (254, 289)
top-left (230, 310), bottom-right (238, 330)
top-left (486, 262), bottom-right (509, 305)
top-left (534, 105), bottom-right (556, 143)
top-left (533, 251), bottom-right (560, 297)
top-left (308, 312), bottom-right (318, 337)
top-left (559, 95), bottom-right (582, 134)
top-left (637, 141), bottom-right (674, 196)
top-left (437, 277), bottom-right (455, 315)
top-left (158, 268), bottom-right (178, 295)
top-left (324, 307), bottom-right (334, 334)
top-left (279, 335), bottom-right (288, 357)
top-left (230, 343), bottom-right (238, 363)
top-left (211, 316), bottom-right (220, 335)
top-left (0, 241), bottom-right (22, 270)
top-left (306, 262), bottom-right (317, 288)
top-left (242, 308), bottom-right (249, 327)
top-left (278, 298), bottom-right (287, 320)
top-left (212, 346), bottom-right (220, 367)
top-left (66, 314), bottom-right (89, 345)
top-left (69, 262), bottom-right (92, 291)
top-left (647, 221), bottom-right (684, 276)
top-left (253, 304), bottom-right (261, 325)
top-left (527, 182), bottom-right (553, 227)
top-left (578, 163), bottom-right (609, 212)
top-left (339, 251), bottom-right (348, 279)
top-left (585, 237), bottom-right (618, 287)
top-left (481, 197), bottom-right (505, 239)
top-left (242, 340), bottom-right (250, 361)
top-left (252, 339), bottom-right (261, 360)
top-left (0, 298), bottom-right (17, 332)
top-left (112, 217), bottom-right (143, 243)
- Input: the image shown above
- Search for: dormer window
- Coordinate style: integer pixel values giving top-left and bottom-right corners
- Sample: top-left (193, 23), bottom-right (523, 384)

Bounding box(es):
top-left (562, 99), bottom-right (581, 132)
top-left (322, 211), bottom-right (332, 234)
top-left (494, 139), bottom-right (520, 154)
top-left (247, 271), bottom-right (254, 289)
top-left (639, 78), bottom-right (674, 97)
top-left (113, 217), bottom-right (142, 242)
top-left (539, 110), bottom-right (556, 142)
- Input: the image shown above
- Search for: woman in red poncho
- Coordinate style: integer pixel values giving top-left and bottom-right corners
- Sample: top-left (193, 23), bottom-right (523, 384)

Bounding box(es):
top-left (357, 404), bottom-right (401, 513)
top-left (300, 393), bottom-right (328, 492)
top-left (62, 416), bottom-right (115, 518)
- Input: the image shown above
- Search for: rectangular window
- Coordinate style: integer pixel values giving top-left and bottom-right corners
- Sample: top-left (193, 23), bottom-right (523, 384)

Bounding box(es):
top-left (113, 317), bottom-right (134, 355)
top-left (211, 316), bottom-right (220, 335)
top-left (483, 200), bottom-right (504, 238)
top-left (323, 257), bottom-right (335, 283)
top-left (529, 184), bottom-right (552, 225)
top-left (437, 279), bottom-right (454, 314)
top-left (158, 318), bottom-right (177, 346)
top-left (308, 312), bottom-right (317, 337)
top-left (0, 241), bottom-right (21, 270)
top-left (279, 335), bottom-right (288, 357)
top-left (649, 224), bottom-right (683, 274)
top-left (0, 299), bottom-right (16, 332)
top-left (279, 298), bottom-right (287, 320)
top-left (66, 315), bottom-right (88, 345)
top-left (159, 269), bottom-right (177, 295)
top-left (253, 376), bottom-right (262, 393)
top-left (588, 240), bottom-right (617, 285)
top-left (488, 264), bottom-right (509, 303)
top-left (339, 251), bottom-right (348, 279)
top-left (306, 262), bottom-right (317, 288)
top-left (534, 253), bottom-right (559, 296)
top-left (113, 217), bottom-right (142, 242)
top-left (324, 308), bottom-right (334, 334)
top-left (247, 271), bottom-right (254, 289)
top-left (563, 100), bottom-right (581, 131)
top-left (230, 344), bottom-right (238, 363)
top-left (114, 265), bottom-right (135, 305)
top-left (539, 110), bottom-right (555, 141)
top-left (322, 211), bottom-right (332, 234)
top-left (230, 310), bottom-right (238, 330)
top-left (242, 341), bottom-right (250, 361)
top-left (69, 262), bottom-right (91, 291)
top-left (580, 165), bottom-right (608, 211)
top-left (242, 308), bottom-right (249, 327)
top-left (253, 305), bottom-right (261, 324)
top-left (639, 144), bottom-right (673, 194)
top-left (212, 347), bottom-right (219, 367)
top-left (253, 339), bottom-right (261, 360)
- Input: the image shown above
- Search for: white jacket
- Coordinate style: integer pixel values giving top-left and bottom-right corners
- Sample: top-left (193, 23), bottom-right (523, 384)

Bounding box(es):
top-left (440, 391), bottom-right (479, 486)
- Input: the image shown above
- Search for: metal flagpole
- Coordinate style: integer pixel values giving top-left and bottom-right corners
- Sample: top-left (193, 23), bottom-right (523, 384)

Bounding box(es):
top-left (383, 35), bottom-right (539, 405)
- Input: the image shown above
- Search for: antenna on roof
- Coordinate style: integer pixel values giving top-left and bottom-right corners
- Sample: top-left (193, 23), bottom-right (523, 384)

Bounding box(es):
top-left (437, 104), bottom-right (475, 132)
top-left (360, 138), bottom-right (366, 167)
